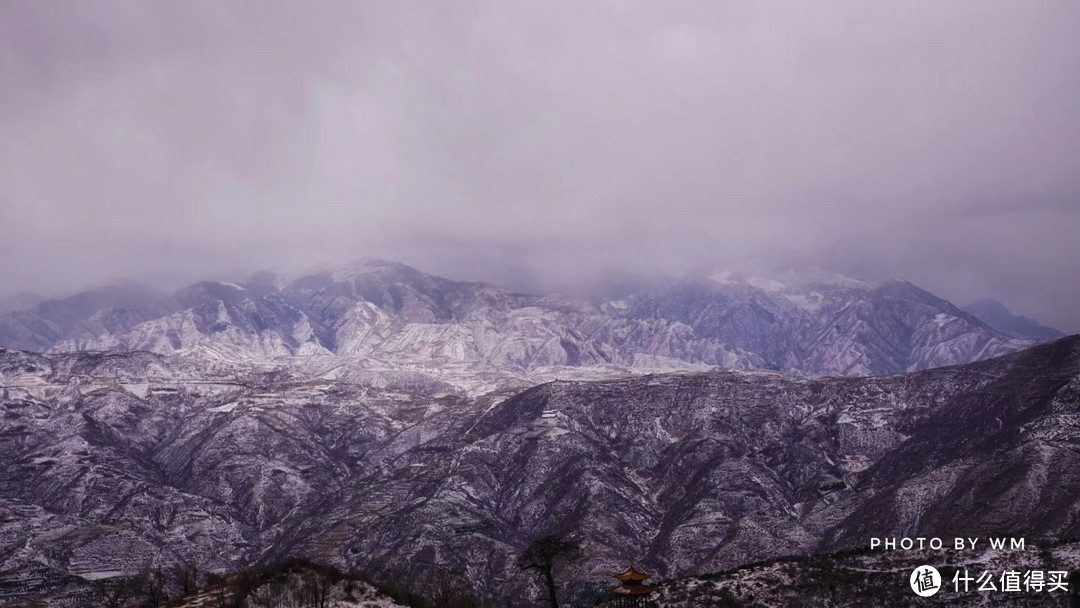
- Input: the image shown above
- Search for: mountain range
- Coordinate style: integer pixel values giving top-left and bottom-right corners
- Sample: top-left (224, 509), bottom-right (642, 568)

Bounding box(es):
top-left (962, 298), bottom-right (1066, 342)
top-left (1, 334), bottom-right (1077, 604)
top-left (1, 260), bottom-right (1075, 605)
top-left (0, 261), bottom-right (1053, 387)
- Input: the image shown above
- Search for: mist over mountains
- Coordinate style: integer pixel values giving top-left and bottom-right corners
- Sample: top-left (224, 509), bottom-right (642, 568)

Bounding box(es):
top-left (0, 261), bottom-right (1075, 605)
top-left (0, 260), bottom-right (1054, 387)
top-left (962, 298), bottom-right (1066, 342)
top-left (3, 1), bottom-right (1079, 604)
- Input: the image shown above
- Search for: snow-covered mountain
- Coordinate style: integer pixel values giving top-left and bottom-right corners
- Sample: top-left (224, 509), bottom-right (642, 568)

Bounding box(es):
top-left (0, 282), bottom-right (166, 352)
top-left (2, 336), bottom-right (1078, 604)
top-left (0, 261), bottom-right (1038, 379)
top-left (601, 270), bottom-right (1031, 376)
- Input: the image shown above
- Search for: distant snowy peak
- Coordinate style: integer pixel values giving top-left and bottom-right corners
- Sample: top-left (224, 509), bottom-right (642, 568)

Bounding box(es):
top-left (328, 257), bottom-right (435, 280)
top-left (0, 261), bottom-right (1055, 378)
top-left (703, 269), bottom-right (875, 314)
top-left (962, 298), bottom-right (1066, 341)
top-left (0, 283), bottom-right (168, 352)
top-left (604, 273), bottom-right (1032, 376)
top-left (708, 270), bottom-right (787, 292)
top-left (707, 268), bottom-right (873, 292)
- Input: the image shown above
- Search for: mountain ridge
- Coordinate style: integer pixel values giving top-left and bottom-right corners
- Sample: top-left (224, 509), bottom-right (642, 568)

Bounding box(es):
top-left (963, 297), bottom-right (1066, 341)
top-left (0, 261), bottom-right (1040, 381)
top-left (1, 335), bottom-right (1077, 604)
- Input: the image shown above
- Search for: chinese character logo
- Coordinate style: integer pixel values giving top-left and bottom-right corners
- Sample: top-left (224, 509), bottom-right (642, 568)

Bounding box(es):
top-left (911, 565), bottom-right (942, 597)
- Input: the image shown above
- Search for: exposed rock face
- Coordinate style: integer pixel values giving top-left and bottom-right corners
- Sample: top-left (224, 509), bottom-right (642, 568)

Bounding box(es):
top-left (0, 261), bottom-right (1037, 378)
top-left (1, 336), bottom-right (1077, 603)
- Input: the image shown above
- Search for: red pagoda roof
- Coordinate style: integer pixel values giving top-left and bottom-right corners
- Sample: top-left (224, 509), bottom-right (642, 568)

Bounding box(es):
top-left (615, 567), bottom-right (651, 581)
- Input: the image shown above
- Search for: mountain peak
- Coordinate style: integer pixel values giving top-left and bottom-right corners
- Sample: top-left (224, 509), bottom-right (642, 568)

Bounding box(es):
top-left (0, 260), bottom-right (1037, 378)
top-left (962, 298), bottom-right (1065, 341)
top-left (326, 257), bottom-right (432, 281)
top-left (707, 268), bottom-right (873, 293)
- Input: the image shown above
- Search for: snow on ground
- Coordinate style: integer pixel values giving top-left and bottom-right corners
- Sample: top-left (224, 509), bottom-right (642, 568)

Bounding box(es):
top-left (206, 402), bottom-right (239, 413)
top-left (76, 570), bottom-right (125, 581)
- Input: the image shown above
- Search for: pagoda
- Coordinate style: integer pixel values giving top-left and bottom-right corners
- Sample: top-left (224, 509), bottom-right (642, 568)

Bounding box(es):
top-left (610, 566), bottom-right (657, 596)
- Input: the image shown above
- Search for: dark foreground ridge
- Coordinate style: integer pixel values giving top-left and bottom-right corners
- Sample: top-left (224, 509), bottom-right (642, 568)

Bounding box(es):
top-left (0, 336), bottom-right (1078, 605)
top-left (653, 539), bottom-right (1080, 606)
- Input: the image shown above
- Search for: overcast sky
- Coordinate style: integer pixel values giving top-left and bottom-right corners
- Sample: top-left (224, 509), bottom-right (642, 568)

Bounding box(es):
top-left (1, 1), bottom-right (1078, 330)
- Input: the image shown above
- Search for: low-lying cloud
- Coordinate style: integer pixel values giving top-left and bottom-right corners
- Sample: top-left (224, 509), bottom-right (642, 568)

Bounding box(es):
top-left (1, 1), bottom-right (1078, 330)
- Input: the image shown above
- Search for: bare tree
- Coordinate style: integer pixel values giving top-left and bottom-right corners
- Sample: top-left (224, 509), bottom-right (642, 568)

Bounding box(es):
top-left (305, 568), bottom-right (333, 608)
top-left (382, 566), bottom-right (420, 607)
top-left (172, 561), bottom-right (200, 596)
top-left (138, 568), bottom-right (170, 608)
top-left (429, 568), bottom-right (476, 608)
top-left (213, 585), bottom-right (230, 608)
top-left (90, 578), bottom-right (135, 608)
top-left (516, 535), bottom-right (582, 608)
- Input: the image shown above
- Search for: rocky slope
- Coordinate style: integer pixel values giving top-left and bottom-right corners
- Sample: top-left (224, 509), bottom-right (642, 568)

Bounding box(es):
top-left (1, 336), bottom-right (1077, 604)
top-left (0, 261), bottom-right (1036, 379)
top-left (653, 541), bottom-right (1080, 606)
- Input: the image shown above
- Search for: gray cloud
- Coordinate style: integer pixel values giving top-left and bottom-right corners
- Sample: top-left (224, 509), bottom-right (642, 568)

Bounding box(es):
top-left (1, 0), bottom-right (1079, 331)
